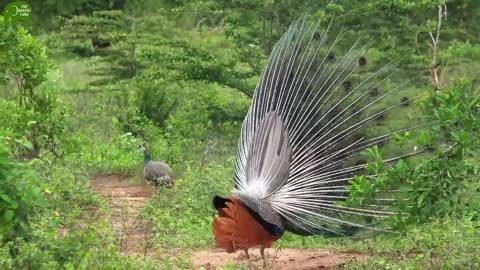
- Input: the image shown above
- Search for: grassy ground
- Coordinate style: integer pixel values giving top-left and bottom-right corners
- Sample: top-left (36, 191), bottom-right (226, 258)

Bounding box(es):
top-left (41, 53), bottom-right (478, 269)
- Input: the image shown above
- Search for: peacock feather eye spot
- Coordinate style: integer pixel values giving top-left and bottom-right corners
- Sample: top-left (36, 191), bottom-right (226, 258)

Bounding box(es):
top-left (343, 81), bottom-right (352, 92)
top-left (370, 87), bottom-right (379, 97)
top-left (401, 96), bottom-right (411, 106)
top-left (359, 56), bottom-right (367, 66)
top-left (327, 53), bottom-right (335, 62)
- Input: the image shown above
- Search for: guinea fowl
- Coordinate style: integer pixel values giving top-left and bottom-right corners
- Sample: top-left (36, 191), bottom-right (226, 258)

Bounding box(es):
top-left (212, 18), bottom-right (429, 265)
top-left (139, 146), bottom-right (174, 187)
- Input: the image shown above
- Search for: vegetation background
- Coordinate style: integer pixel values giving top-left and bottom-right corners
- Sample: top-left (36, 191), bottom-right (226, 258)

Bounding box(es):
top-left (0, 0), bottom-right (479, 269)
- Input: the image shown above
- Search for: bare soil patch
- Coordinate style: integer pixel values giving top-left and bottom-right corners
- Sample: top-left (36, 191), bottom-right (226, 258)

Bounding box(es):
top-left (90, 174), bottom-right (156, 255)
top-left (191, 247), bottom-right (366, 270)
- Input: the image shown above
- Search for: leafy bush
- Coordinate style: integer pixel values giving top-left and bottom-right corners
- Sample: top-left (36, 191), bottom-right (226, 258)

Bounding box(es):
top-left (0, 136), bottom-right (46, 253)
top-left (0, 22), bottom-right (66, 159)
top-left (137, 83), bottom-right (178, 129)
top-left (347, 80), bottom-right (480, 228)
top-left (445, 41), bottom-right (480, 63)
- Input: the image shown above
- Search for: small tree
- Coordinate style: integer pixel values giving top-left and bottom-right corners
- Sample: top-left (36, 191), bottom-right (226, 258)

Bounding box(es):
top-left (0, 25), bottom-right (49, 108)
top-left (0, 20), bottom-right (65, 158)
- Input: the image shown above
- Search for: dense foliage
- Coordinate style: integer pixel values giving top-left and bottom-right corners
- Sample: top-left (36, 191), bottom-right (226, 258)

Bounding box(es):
top-left (0, 0), bottom-right (479, 269)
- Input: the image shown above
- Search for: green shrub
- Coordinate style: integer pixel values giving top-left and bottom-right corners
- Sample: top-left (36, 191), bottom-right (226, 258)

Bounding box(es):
top-left (347, 80), bottom-right (480, 228)
top-left (0, 22), bottom-right (66, 159)
top-left (0, 136), bottom-right (46, 253)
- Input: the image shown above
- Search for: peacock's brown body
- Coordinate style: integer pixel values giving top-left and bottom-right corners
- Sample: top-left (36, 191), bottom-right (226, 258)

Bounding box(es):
top-left (213, 197), bottom-right (281, 255)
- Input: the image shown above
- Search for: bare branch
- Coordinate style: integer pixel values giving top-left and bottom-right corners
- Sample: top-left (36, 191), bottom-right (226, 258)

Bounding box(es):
top-left (440, 61), bottom-right (448, 87)
top-left (428, 2), bottom-right (447, 90)
top-left (414, 31), bottom-right (421, 55)
top-left (195, 17), bottom-right (207, 31)
top-left (211, 17), bottom-right (226, 32)
top-left (429, 31), bottom-right (435, 45)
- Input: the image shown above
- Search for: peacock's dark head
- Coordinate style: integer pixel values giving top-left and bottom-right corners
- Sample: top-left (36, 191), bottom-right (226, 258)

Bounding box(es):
top-left (138, 145), bottom-right (152, 164)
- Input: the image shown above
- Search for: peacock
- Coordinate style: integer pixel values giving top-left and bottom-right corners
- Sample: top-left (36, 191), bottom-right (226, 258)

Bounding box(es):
top-left (212, 17), bottom-right (429, 264)
top-left (139, 146), bottom-right (174, 187)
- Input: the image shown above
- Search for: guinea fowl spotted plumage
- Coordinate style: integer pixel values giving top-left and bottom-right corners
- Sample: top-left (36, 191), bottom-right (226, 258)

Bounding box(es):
top-left (212, 17), bottom-right (430, 264)
top-left (139, 146), bottom-right (174, 187)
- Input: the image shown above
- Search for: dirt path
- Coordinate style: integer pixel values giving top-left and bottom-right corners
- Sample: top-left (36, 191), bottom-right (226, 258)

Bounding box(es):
top-left (89, 174), bottom-right (366, 269)
top-left (90, 174), bottom-right (156, 256)
top-left (191, 248), bottom-right (366, 269)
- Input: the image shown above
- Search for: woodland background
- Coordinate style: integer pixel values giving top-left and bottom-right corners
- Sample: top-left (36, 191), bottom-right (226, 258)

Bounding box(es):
top-left (0, 0), bottom-right (479, 269)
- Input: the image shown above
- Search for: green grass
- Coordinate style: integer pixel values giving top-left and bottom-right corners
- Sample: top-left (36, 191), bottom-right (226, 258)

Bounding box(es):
top-left (344, 219), bottom-right (480, 269)
top-left (48, 54), bottom-right (95, 90)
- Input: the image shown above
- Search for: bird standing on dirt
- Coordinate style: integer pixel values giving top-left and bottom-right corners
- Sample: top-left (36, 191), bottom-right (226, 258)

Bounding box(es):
top-left (139, 146), bottom-right (174, 187)
top-left (212, 17), bottom-right (426, 265)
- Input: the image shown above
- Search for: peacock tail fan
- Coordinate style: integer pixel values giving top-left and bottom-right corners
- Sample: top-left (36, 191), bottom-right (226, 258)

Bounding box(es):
top-left (228, 16), bottom-right (432, 237)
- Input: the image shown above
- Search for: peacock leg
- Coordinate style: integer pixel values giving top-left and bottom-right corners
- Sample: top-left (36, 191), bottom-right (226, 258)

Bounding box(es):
top-left (243, 248), bottom-right (250, 259)
top-left (242, 248), bottom-right (252, 268)
top-left (260, 246), bottom-right (267, 269)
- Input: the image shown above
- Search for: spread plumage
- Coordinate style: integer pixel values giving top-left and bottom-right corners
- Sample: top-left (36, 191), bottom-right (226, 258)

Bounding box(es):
top-left (212, 17), bottom-right (428, 262)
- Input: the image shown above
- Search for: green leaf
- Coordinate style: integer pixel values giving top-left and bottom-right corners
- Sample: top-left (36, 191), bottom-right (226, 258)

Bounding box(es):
top-left (4, 210), bottom-right (14, 222)
top-left (417, 193), bottom-right (426, 208)
top-left (0, 194), bottom-right (12, 204)
top-left (14, 139), bottom-right (33, 150)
